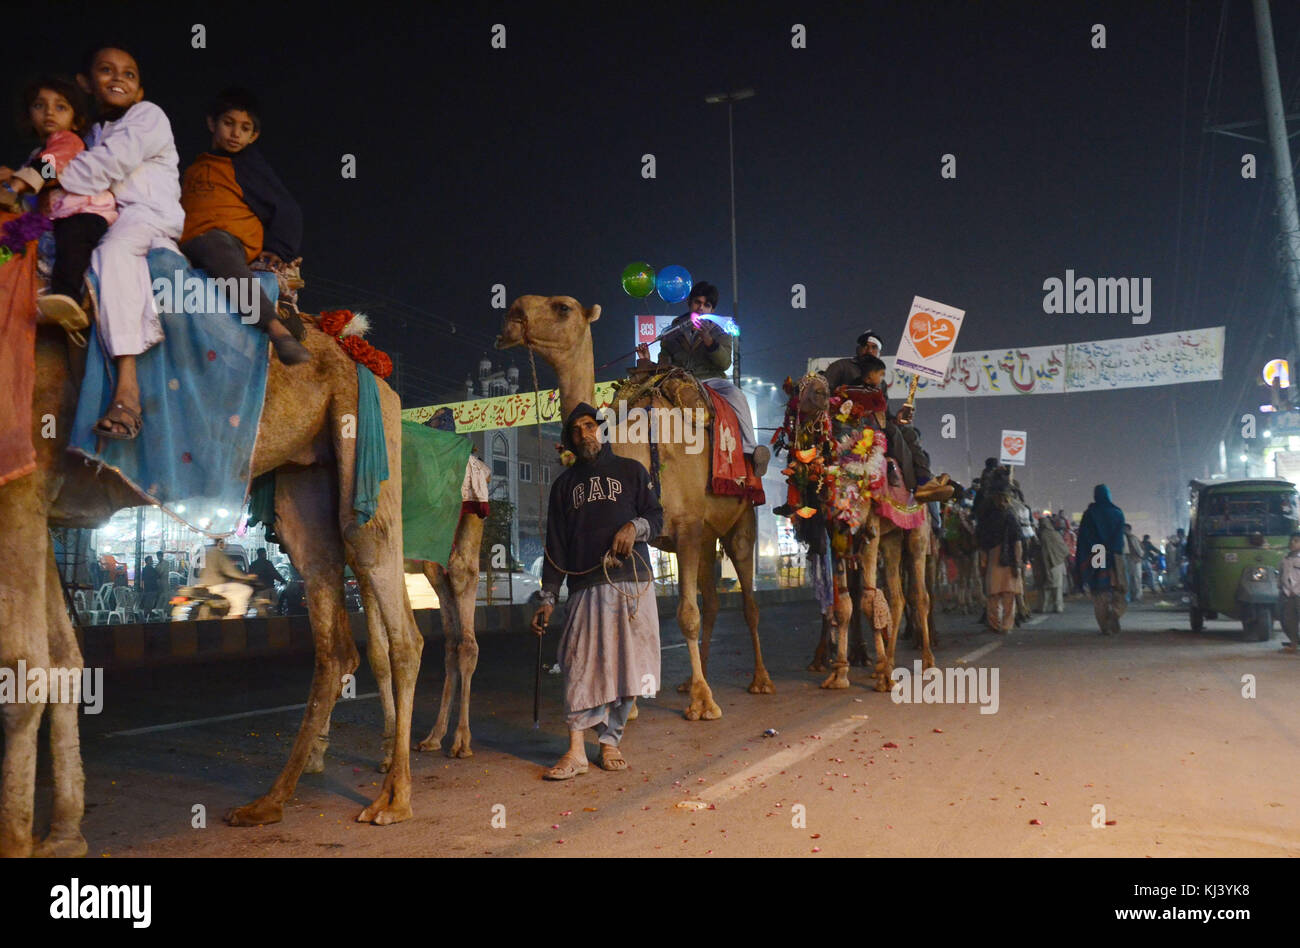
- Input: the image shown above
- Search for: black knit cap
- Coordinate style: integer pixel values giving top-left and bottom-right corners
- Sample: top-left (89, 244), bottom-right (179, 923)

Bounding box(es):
top-left (564, 402), bottom-right (601, 450)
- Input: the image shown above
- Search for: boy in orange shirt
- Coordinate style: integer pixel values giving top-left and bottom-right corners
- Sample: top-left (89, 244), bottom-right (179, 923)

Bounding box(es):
top-left (179, 87), bottom-right (309, 364)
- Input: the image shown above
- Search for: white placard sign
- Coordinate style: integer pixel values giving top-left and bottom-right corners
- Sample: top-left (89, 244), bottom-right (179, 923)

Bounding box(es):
top-left (999, 429), bottom-right (1027, 467)
top-left (894, 296), bottom-right (966, 382)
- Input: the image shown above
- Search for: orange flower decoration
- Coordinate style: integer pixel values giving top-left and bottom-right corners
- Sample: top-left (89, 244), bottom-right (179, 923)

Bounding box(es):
top-left (320, 309), bottom-right (351, 337)
top-left (341, 335), bottom-right (393, 379)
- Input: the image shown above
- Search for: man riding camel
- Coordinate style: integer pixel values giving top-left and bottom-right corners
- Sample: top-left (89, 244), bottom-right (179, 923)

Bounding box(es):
top-left (820, 330), bottom-right (953, 504)
top-left (653, 281), bottom-right (769, 477)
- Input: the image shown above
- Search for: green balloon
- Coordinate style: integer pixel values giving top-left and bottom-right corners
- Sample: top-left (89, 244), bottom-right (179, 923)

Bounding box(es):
top-left (621, 261), bottom-right (656, 299)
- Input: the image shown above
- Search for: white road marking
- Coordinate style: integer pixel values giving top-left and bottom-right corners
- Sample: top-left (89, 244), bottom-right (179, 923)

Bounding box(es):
top-left (955, 640), bottom-right (1004, 665)
top-left (105, 692), bottom-right (380, 738)
top-left (661, 642), bottom-right (688, 651)
top-left (697, 715), bottom-right (869, 804)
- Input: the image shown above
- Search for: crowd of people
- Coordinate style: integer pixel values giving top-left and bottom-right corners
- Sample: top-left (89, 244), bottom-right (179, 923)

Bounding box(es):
top-left (940, 466), bottom-right (1189, 637)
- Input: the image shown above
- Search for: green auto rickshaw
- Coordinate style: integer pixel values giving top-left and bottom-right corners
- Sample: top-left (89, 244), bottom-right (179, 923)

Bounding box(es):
top-left (1186, 477), bottom-right (1299, 640)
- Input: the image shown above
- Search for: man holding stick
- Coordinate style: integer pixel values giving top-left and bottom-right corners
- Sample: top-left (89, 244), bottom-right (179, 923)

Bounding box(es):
top-left (531, 403), bottom-right (664, 779)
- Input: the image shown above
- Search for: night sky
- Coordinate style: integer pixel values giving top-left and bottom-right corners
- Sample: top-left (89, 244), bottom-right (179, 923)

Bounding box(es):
top-left (9, 0), bottom-right (1300, 539)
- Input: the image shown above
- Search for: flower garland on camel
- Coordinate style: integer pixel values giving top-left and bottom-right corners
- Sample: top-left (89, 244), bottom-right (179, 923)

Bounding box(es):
top-left (317, 309), bottom-right (393, 379)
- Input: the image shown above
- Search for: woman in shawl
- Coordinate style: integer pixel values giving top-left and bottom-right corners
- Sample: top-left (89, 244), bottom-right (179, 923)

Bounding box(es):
top-left (976, 489), bottom-right (1023, 633)
top-left (1037, 516), bottom-right (1069, 613)
top-left (1075, 484), bottom-right (1128, 635)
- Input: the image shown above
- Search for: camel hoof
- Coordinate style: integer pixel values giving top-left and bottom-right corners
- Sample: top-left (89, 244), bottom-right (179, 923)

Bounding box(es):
top-left (684, 700), bottom-right (722, 721)
top-left (225, 796), bottom-right (284, 826)
top-left (820, 670), bottom-right (851, 689)
top-left (806, 661), bottom-right (828, 673)
top-left (921, 652), bottom-right (936, 671)
top-left (416, 732), bottom-right (445, 753)
top-left (873, 677), bottom-right (892, 693)
top-left (748, 676), bottom-right (776, 695)
top-left (357, 798), bottom-right (413, 825)
top-left (34, 833), bottom-right (87, 858)
top-left (627, 702), bottom-right (639, 721)
top-left (448, 729), bottom-right (473, 758)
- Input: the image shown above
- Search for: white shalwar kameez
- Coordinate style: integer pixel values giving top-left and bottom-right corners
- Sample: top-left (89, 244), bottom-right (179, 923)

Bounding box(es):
top-left (58, 101), bottom-right (185, 358)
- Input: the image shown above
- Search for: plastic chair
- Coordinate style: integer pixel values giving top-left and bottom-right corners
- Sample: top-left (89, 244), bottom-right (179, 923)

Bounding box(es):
top-left (96, 583), bottom-right (115, 612)
top-left (108, 586), bottom-right (139, 624)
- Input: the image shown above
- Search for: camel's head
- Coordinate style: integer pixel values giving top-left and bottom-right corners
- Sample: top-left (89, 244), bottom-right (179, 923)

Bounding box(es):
top-left (797, 373), bottom-right (829, 413)
top-left (495, 295), bottom-right (601, 357)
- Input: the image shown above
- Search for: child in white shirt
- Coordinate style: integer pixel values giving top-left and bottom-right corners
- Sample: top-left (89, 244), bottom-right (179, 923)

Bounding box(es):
top-left (58, 45), bottom-right (185, 440)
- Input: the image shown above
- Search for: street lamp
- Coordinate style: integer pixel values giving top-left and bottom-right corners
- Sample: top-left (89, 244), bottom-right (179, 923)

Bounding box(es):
top-left (704, 87), bottom-right (755, 386)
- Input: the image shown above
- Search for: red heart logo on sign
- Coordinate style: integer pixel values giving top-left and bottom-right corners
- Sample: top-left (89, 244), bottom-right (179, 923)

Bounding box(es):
top-left (908, 311), bottom-right (955, 359)
top-left (1003, 436), bottom-right (1024, 456)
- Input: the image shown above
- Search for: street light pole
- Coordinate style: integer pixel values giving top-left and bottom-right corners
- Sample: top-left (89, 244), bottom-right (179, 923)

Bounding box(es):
top-left (705, 88), bottom-right (755, 385)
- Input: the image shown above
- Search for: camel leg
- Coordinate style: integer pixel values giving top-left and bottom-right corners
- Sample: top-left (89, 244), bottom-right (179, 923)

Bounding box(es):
top-left (675, 527), bottom-right (721, 720)
top-left (356, 577), bottom-right (395, 773)
top-left (909, 526), bottom-right (935, 669)
top-left (821, 555), bottom-right (853, 689)
top-left (33, 550), bottom-right (87, 858)
top-left (418, 562), bottom-right (458, 752)
top-left (870, 528), bottom-right (897, 692)
top-left (880, 531), bottom-right (908, 687)
top-left (352, 557), bottom-right (421, 824)
top-left (720, 512), bottom-right (772, 694)
top-left (0, 486), bottom-right (49, 858)
top-left (226, 467), bottom-right (357, 826)
top-left (418, 512), bottom-right (482, 758)
top-left (681, 536), bottom-right (720, 692)
top-left (808, 611), bottom-right (831, 673)
top-left (846, 561), bottom-right (869, 666)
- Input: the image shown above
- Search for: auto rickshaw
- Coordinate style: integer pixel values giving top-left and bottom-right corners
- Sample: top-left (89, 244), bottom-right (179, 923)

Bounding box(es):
top-left (1186, 477), bottom-right (1299, 640)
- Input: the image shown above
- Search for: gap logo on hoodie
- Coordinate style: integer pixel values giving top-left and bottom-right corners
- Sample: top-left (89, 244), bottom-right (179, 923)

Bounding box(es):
top-left (571, 476), bottom-right (624, 510)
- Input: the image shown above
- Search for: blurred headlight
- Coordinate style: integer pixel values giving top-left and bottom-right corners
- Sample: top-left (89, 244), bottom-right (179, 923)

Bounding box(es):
top-left (1248, 566), bottom-right (1269, 581)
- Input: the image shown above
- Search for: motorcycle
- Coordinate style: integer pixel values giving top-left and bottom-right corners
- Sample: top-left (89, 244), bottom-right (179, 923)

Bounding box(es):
top-left (170, 583), bottom-right (274, 621)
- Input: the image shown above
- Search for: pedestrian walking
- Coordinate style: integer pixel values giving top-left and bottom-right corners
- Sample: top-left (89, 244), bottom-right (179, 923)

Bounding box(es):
top-left (1076, 485), bottom-right (1128, 635)
top-left (1123, 523), bottom-right (1143, 603)
top-left (1038, 517), bottom-right (1068, 613)
top-left (976, 489), bottom-right (1023, 633)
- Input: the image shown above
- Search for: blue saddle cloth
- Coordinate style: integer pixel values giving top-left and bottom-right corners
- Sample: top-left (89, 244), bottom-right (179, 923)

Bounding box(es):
top-left (70, 247), bottom-right (277, 536)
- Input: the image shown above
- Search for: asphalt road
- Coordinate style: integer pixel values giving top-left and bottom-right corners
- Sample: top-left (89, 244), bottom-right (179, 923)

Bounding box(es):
top-left (52, 592), bottom-right (1300, 857)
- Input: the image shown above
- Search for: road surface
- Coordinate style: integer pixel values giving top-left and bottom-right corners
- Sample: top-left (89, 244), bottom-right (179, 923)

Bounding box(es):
top-left (60, 593), bottom-right (1300, 857)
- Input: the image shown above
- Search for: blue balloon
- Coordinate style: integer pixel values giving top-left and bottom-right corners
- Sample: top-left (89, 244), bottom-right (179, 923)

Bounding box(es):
top-left (656, 265), bottom-right (693, 304)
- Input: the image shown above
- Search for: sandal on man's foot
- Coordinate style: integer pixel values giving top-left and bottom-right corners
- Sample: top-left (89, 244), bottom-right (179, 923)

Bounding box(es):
top-left (598, 745), bottom-right (628, 772)
top-left (95, 402), bottom-right (143, 441)
top-left (543, 754), bottom-right (589, 780)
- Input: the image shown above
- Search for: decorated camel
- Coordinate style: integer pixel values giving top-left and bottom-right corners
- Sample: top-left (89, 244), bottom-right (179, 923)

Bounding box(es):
top-left (0, 311), bottom-right (458, 857)
top-left (785, 373), bottom-right (934, 691)
top-left (495, 295), bottom-right (773, 721)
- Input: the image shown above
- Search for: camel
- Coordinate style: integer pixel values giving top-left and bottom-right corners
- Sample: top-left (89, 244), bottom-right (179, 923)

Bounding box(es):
top-left (0, 315), bottom-right (433, 857)
top-left (495, 295), bottom-right (772, 722)
top-left (792, 374), bottom-right (934, 692)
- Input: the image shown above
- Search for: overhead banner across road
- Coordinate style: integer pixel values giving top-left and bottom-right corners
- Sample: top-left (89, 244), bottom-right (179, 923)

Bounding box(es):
top-left (807, 326), bottom-right (1223, 398)
top-left (403, 381), bottom-right (619, 432)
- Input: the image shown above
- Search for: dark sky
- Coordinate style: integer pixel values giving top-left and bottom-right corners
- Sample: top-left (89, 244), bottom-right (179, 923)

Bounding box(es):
top-left (10, 0), bottom-right (1300, 539)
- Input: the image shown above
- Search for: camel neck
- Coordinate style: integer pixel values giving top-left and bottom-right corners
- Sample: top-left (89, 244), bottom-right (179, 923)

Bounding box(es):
top-left (554, 333), bottom-right (595, 419)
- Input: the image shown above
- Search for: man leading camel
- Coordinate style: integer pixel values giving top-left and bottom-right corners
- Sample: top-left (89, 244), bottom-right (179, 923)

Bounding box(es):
top-left (532, 403), bottom-right (664, 778)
